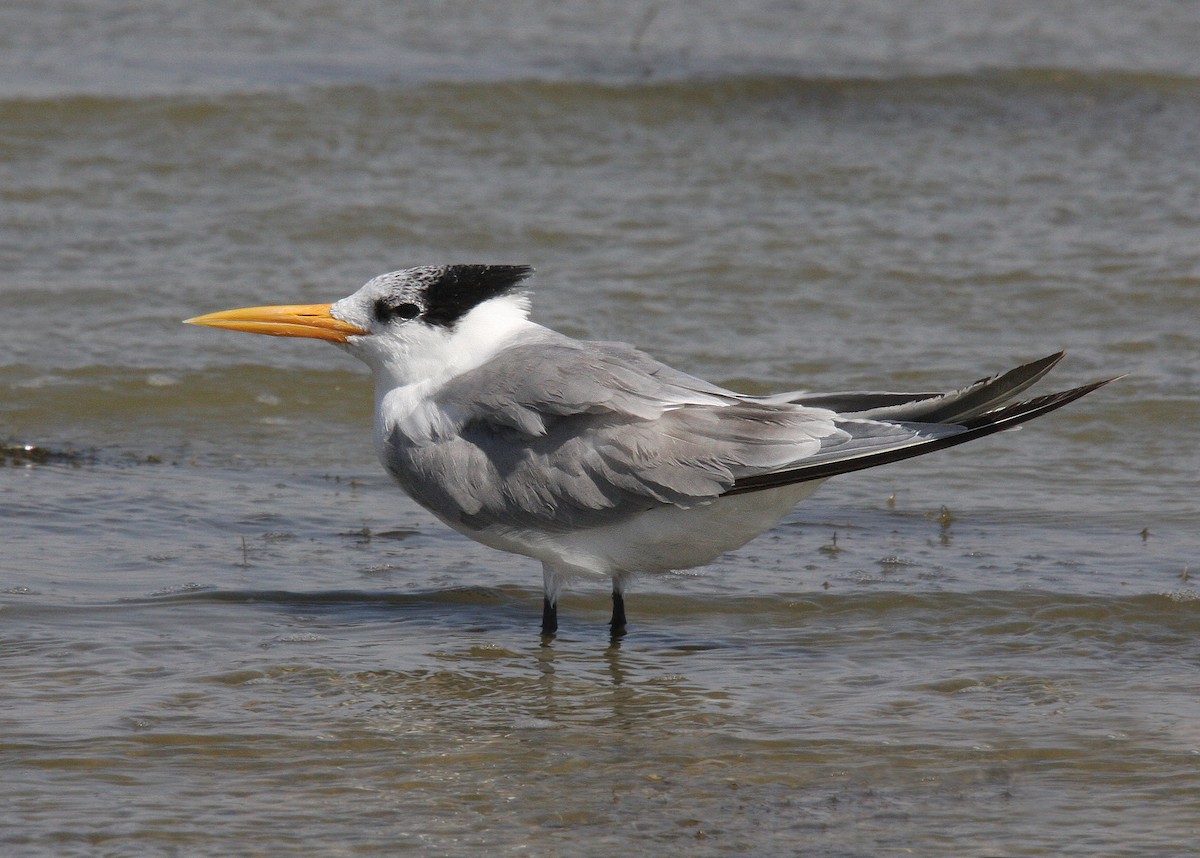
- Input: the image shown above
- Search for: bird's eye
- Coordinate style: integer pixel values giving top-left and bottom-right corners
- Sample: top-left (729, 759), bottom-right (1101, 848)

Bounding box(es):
top-left (374, 300), bottom-right (422, 322)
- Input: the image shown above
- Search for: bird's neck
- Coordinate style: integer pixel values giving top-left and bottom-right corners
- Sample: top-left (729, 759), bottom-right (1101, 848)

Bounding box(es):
top-left (373, 296), bottom-right (541, 445)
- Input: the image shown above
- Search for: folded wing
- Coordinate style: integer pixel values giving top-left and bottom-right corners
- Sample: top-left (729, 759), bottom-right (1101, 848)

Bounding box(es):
top-left (385, 337), bottom-right (1112, 532)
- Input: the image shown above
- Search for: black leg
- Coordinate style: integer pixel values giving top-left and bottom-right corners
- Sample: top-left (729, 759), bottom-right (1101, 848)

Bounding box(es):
top-left (541, 597), bottom-right (558, 636)
top-left (609, 588), bottom-right (627, 636)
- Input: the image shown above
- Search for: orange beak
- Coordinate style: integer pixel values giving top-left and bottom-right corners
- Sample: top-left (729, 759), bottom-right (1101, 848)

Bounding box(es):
top-left (184, 303), bottom-right (368, 343)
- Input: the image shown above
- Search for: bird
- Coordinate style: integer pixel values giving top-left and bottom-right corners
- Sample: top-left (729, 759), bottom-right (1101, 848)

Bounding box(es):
top-left (186, 264), bottom-right (1115, 636)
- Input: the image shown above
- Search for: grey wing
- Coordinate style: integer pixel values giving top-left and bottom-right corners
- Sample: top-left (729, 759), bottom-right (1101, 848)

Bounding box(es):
top-left (386, 334), bottom-right (850, 531)
top-left (444, 332), bottom-right (740, 436)
top-left (385, 341), bottom-right (1110, 532)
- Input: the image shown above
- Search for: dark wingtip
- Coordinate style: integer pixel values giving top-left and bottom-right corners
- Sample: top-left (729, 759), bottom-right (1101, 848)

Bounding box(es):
top-left (725, 372), bottom-right (1120, 497)
top-left (954, 375), bottom-right (1116, 430)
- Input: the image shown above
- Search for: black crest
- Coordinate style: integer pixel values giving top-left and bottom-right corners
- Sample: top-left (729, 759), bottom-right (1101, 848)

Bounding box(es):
top-left (421, 264), bottom-right (534, 328)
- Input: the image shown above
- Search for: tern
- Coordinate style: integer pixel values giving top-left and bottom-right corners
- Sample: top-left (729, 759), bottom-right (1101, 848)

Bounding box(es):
top-left (187, 265), bottom-right (1114, 636)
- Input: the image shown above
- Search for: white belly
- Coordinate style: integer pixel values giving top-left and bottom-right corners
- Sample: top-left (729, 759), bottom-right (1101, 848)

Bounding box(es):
top-left (464, 479), bottom-right (827, 585)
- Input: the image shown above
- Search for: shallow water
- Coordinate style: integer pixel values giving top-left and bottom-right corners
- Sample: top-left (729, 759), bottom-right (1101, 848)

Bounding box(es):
top-left (3, 2), bottom-right (1199, 855)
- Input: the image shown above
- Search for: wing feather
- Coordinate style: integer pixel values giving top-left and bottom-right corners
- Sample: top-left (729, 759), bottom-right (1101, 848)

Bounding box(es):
top-left (378, 334), bottom-right (1109, 536)
top-left (383, 334), bottom-right (841, 530)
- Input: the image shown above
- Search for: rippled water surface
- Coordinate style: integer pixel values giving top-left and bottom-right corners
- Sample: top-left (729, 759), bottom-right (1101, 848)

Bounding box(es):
top-left (3, 2), bottom-right (1199, 855)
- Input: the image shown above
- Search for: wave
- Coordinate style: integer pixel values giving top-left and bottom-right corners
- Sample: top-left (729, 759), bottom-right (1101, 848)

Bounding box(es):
top-left (5, 65), bottom-right (1200, 113)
